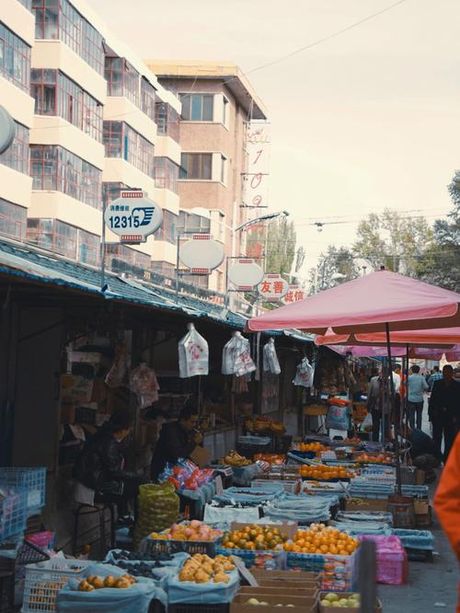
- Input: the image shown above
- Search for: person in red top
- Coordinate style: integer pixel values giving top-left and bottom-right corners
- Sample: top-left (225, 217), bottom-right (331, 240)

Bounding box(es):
top-left (434, 432), bottom-right (460, 612)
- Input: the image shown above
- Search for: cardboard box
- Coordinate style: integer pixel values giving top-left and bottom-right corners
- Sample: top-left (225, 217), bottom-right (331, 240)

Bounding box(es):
top-left (231, 593), bottom-right (318, 613)
top-left (249, 569), bottom-right (320, 588)
top-left (239, 586), bottom-right (319, 598)
top-left (189, 445), bottom-right (211, 467)
top-left (345, 498), bottom-right (388, 512)
top-left (319, 593), bottom-right (382, 612)
top-left (230, 522), bottom-right (298, 540)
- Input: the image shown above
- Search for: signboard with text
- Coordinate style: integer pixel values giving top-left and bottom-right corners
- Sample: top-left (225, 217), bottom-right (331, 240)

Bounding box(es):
top-left (258, 274), bottom-right (289, 300)
top-left (283, 285), bottom-right (306, 304)
top-left (104, 190), bottom-right (163, 244)
top-left (242, 121), bottom-right (270, 210)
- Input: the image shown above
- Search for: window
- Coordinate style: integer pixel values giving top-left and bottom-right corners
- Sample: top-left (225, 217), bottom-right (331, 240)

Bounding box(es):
top-left (102, 182), bottom-right (130, 206)
top-left (155, 102), bottom-right (180, 142)
top-left (177, 211), bottom-right (211, 234)
top-left (186, 274), bottom-right (209, 289)
top-left (106, 243), bottom-right (150, 277)
top-left (30, 145), bottom-right (102, 208)
top-left (151, 260), bottom-right (175, 278)
top-left (31, 69), bottom-right (103, 141)
top-left (0, 23), bottom-right (31, 91)
top-left (18, 0), bottom-right (33, 9)
top-left (153, 157), bottom-right (179, 193)
top-left (141, 77), bottom-right (157, 121)
top-left (179, 153), bottom-right (212, 180)
top-left (103, 121), bottom-right (155, 176)
top-left (220, 154), bottom-right (227, 184)
top-left (180, 93), bottom-right (213, 121)
top-left (223, 96), bottom-right (229, 126)
top-left (27, 218), bottom-right (78, 260)
top-left (78, 228), bottom-right (99, 266)
top-left (105, 57), bottom-right (140, 107)
top-left (0, 122), bottom-right (29, 174)
top-left (0, 199), bottom-right (27, 241)
top-left (32, 0), bottom-right (104, 75)
top-left (155, 210), bottom-right (177, 244)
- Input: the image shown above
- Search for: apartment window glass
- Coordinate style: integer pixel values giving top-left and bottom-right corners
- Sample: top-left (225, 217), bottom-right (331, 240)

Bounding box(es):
top-left (156, 210), bottom-right (177, 244)
top-left (31, 69), bottom-right (103, 141)
top-left (155, 102), bottom-right (180, 142)
top-left (106, 243), bottom-right (150, 276)
top-left (180, 93), bottom-right (213, 121)
top-left (177, 211), bottom-right (211, 234)
top-left (27, 218), bottom-right (78, 260)
top-left (102, 181), bottom-right (130, 205)
top-left (0, 23), bottom-right (31, 91)
top-left (105, 57), bottom-right (140, 107)
top-left (141, 77), bottom-right (157, 121)
top-left (103, 121), bottom-right (155, 176)
top-left (30, 145), bottom-right (102, 208)
top-left (0, 122), bottom-right (29, 174)
top-left (0, 199), bottom-right (27, 241)
top-left (32, 0), bottom-right (104, 75)
top-left (153, 157), bottom-right (179, 194)
top-left (151, 260), bottom-right (175, 277)
top-left (179, 153), bottom-right (212, 180)
top-left (18, 0), bottom-right (33, 9)
top-left (78, 228), bottom-right (99, 266)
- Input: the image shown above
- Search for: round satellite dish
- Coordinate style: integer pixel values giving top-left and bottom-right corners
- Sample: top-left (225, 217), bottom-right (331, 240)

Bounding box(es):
top-left (0, 106), bottom-right (16, 155)
top-left (180, 238), bottom-right (225, 272)
top-left (228, 260), bottom-right (264, 289)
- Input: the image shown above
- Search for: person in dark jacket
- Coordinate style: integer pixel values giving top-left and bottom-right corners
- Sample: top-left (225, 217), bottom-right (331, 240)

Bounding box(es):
top-left (429, 364), bottom-right (460, 461)
top-left (150, 405), bottom-right (202, 481)
top-left (73, 409), bottom-right (141, 519)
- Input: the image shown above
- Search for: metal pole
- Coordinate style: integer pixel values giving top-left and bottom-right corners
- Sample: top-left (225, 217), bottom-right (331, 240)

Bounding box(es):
top-left (224, 256), bottom-right (230, 309)
top-left (404, 344), bottom-right (410, 429)
top-left (175, 233), bottom-right (181, 301)
top-left (386, 322), bottom-right (402, 494)
top-left (358, 540), bottom-right (377, 613)
top-left (100, 188), bottom-right (107, 290)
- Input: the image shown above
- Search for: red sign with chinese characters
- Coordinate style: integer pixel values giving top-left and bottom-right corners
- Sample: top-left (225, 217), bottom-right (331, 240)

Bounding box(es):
top-left (257, 274), bottom-right (289, 300)
top-left (283, 285), bottom-right (306, 304)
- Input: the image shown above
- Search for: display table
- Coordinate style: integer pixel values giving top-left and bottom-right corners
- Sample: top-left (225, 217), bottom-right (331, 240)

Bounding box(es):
top-left (232, 463), bottom-right (264, 486)
top-left (179, 481), bottom-right (217, 519)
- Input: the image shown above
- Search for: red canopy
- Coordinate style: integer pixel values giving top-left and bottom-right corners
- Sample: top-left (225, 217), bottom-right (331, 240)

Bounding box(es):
top-left (315, 327), bottom-right (460, 346)
top-left (327, 345), bottom-right (447, 360)
top-left (248, 270), bottom-right (460, 334)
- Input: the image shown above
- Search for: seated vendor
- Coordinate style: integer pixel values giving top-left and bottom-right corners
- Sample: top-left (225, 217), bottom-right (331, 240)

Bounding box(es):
top-left (150, 404), bottom-right (203, 482)
top-left (73, 409), bottom-right (143, 522)
top-left (402, 424), bottom-right (442, 483)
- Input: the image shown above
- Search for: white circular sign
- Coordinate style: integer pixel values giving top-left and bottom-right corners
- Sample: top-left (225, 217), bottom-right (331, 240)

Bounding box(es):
top-left (228, 260), bottom-right (264, 289)
top-left (257, 274), bottom-right (289, 300)
top-left (104, 191), bottom-right (162, 243)
top-left (0, 106), bottom-right (15, 155)
top-left (179, 237), bottom-right (225, 272)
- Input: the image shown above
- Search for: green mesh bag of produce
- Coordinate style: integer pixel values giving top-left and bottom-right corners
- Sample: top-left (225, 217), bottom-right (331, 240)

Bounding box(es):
top-left (133, 483), bottom-right (179, 549)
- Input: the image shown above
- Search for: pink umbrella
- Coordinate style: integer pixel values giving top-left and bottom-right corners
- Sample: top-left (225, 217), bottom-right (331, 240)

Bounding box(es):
top-left (247, 270), bottom-right (460, 334)
top-left (326, 345), bottom-right (446, 360)
top-left (314, 327), bottom-right (460, 347)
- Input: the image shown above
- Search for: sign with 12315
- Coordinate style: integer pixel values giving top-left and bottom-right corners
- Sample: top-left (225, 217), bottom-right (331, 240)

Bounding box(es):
top-left (104, 190), bottom-right (163, 244)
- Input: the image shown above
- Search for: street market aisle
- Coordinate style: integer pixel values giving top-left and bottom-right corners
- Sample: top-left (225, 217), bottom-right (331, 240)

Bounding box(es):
top-left (380, 511), bottom-right (458, 611)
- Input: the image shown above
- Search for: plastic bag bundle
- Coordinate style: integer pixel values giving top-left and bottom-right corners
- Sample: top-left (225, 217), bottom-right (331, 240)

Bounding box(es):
top-left (178, 324), bottom-right (209, 378)
top-left (133, 483), bottom-right (179, 549)
top-left (129, 363), bottom-right (160, 409)
top-left (326, 404), bottom-right (350, 431)
top-left (292, 358), bottom-right (314, 387)
top-left (263, 338), bottom-right (281, 375)
top-left (222, 332), bottom-right (256, 377)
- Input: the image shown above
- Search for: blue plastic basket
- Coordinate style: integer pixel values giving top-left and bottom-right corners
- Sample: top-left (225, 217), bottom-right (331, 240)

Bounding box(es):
top-left (0, 467), bottom-right (46, 513)
top-left (392, 529), bottom-right (434, 550)
top-left (0, 488), bottom-right (28, 543)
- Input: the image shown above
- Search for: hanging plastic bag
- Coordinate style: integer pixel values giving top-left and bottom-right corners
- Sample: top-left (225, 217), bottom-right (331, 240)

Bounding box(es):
top-left (361, 411), bottom-right (373, 432)
top-left (326, 404), bottom-right (350, 431)
top-left (292, 358), bottom-right (314, 387)
top-left (222, 332), bottom-right (256, 377)
top-left (263, 338), bottom-right (281, 375)
top-left (178, 323), bottom-right (209, 378)
top-left (130, 363), bottom-right (160, 409)
top-left (105, 343), bottom-right (128, 388)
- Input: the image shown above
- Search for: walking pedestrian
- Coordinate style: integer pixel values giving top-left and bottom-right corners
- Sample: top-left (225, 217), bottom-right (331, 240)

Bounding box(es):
top-left (434, 432), bottom-right (460, 612)
top-left (427, 365), bottom-right (443, 391)
top-left (429, 365), bottom-right (460, 461)
top-left (407, 364), bottom-right (429, 430)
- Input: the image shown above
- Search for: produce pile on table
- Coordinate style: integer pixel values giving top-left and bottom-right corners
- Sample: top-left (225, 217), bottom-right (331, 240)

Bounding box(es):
top-left (284, 524), bottom-right (359, 556)
top-left (222, 524), bottom-right (287, 551)
top-left (78, 574), bottom-right (136, 591)
top-left (294, 442), bottom-right (329, 454)
top-left (223, 450), bottom-right (253, 467)
top-left (321, 591), bottom-right (362, 609)
top-left (151, 520), bottom-right (222, 542)
top-left (178, 553), bottom-right (235, 583)
top-left (299, 464), bottom-right (354, 480)
top-left (245, 416), bottom-right (286, 435)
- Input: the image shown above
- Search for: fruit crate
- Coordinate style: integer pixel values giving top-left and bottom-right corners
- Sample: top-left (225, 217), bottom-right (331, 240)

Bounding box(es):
top-left (140, 534), bottom-right (221, 557)
top-left (286, 552), bottom-right (357, 593)
top-left (0, 467), bottom-right (46, 513)
top-left (169, 605), bottom-right (229, 613)
top-left (22, 558), bottom-right (91, 613)
top-left (0, 489), bottom-right (28, 543)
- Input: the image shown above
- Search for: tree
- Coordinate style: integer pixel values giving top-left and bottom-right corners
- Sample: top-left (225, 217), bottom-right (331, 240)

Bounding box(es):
top-left (308, 246), bottom-right (360, 294)
top-left (352, 208), bottom-right (434, 276)
top-left (416, 173), bottom-right (460, 291)
top-left (246, 217), bottom-right (297, 275)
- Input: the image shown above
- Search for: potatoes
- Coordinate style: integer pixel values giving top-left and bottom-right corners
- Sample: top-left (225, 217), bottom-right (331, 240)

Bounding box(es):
top-left (178, 554), bottom-right (235, 583)
top-left (78, 575), bottom-right (136, 592)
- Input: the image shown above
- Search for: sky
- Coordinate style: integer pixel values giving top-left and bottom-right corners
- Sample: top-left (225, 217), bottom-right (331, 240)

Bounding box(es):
top-left (88, 0), bottom-right (460, 277)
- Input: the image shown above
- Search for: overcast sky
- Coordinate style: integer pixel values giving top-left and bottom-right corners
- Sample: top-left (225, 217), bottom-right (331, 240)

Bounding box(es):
top-left (88, 0), bottom-right (460, 275)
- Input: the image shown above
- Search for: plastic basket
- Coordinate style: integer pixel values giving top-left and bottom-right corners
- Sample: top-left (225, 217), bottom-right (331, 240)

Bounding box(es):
top-left (0, 489), bottom-right (28, 543)
top-left (21, 558), bottom-right (91, 613)
top-left (392, 529), bottom-right (434, 550)
top-left (0, 468), bottom-right (46, 512)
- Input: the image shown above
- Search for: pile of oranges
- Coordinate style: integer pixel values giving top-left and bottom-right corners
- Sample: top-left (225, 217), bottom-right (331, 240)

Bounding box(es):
top-left (284, 524), bottom-right (359, 556)
top-left (355, 453), bottom-right (393, 464)
top-left (295, 442), bottom-right (328, 454)
top-left (299, 464), bottom-right (353, 480)
top-left (222, 524), bottom-right (287, 551)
